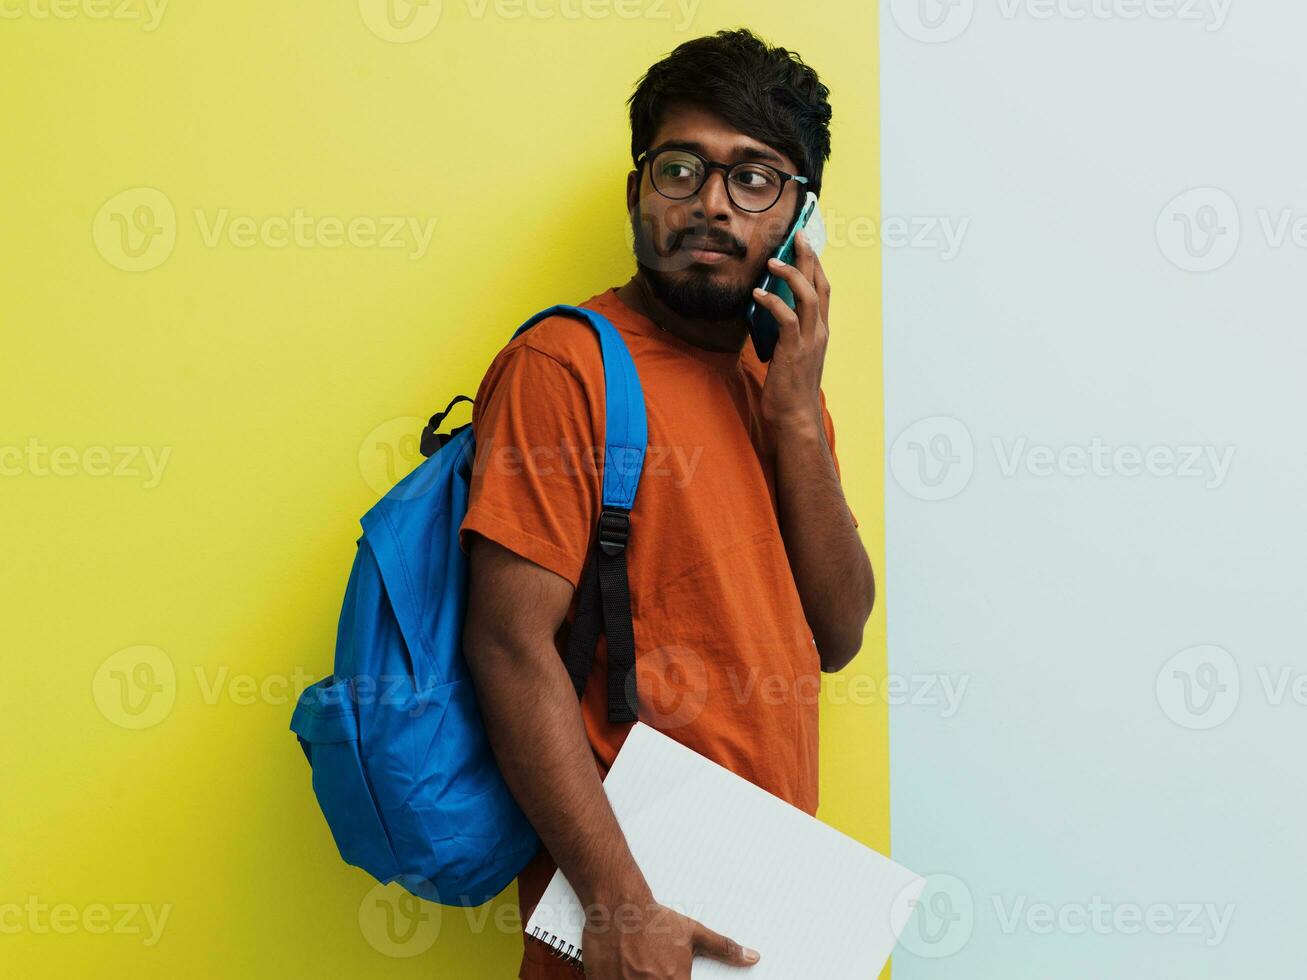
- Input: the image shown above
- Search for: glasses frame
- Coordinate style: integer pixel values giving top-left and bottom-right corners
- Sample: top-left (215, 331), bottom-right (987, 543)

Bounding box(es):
top-left (636, 144), bottom-right (809, 214)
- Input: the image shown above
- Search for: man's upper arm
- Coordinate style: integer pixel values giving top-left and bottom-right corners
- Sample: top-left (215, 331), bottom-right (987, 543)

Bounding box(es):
top-left (463, 533), bottom-right (575, 656)
top-left (458, 342), bottom-right (601, 591)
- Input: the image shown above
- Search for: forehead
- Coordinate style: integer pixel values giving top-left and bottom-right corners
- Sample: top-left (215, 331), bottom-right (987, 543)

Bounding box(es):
top-left (647, 102), bottom-right (798, 172)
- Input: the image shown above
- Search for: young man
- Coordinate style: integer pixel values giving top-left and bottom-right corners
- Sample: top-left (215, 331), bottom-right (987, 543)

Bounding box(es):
top-left (459, 28), bottom-right (873, 980)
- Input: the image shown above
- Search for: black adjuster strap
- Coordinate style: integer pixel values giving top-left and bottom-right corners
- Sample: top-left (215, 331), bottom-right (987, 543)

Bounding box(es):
top-left (561, 507), bottom-right (639, 723)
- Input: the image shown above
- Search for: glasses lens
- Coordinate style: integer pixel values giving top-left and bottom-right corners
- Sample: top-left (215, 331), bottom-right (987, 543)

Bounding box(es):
top-left (727, 164), bottom-right (783, 212)
top-left (650, 150), bottom-right (704, 199)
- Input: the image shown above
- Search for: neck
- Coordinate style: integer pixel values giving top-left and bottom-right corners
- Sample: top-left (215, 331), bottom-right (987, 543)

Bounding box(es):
top-left (617, 273), bottom-right (748, 355)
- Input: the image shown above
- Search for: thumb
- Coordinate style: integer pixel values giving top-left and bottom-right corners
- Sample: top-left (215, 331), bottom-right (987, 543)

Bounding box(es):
top-left (691, 920), bottom-right (760, 967)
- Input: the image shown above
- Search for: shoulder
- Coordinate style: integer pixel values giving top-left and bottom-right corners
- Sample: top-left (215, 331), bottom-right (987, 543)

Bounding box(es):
top-left (498, 308), bottom-right (608, 385)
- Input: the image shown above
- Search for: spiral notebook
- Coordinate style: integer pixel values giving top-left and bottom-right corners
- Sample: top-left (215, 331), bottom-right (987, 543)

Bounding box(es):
top-left (524, 722), bottom-right (926, 977)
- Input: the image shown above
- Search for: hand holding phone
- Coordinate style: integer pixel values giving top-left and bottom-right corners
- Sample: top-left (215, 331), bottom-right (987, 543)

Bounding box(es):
top-left (746, 191), bottom-right (827, 362)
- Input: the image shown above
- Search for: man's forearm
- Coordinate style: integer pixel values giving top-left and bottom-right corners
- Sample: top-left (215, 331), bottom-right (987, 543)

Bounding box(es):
top-left (463, 632), bottom-right (650, 912)
top-left (773, 416), bottom-right (875, 672)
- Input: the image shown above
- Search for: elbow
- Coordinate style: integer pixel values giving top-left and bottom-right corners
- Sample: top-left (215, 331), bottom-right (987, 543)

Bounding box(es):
top-left (818, 577), bottom-right (875, 674)
top-left (818, 631), bottom-right (864, 673)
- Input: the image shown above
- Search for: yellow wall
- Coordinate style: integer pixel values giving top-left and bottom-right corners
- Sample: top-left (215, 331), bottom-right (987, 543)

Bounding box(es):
top-left (0, 3), bottom-right (885, 975)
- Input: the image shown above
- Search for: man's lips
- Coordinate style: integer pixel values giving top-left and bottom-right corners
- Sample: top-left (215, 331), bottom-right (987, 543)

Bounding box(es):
top-left (679, 237), bottom-right (739, 264)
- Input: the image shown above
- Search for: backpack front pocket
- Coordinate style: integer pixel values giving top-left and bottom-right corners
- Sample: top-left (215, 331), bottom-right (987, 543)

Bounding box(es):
top-left (291, 674), bottom-right (399, 882)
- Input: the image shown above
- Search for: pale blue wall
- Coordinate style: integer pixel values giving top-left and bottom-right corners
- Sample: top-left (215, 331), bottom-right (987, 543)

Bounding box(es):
top-left (882, 2), bottom-right (1307, 976)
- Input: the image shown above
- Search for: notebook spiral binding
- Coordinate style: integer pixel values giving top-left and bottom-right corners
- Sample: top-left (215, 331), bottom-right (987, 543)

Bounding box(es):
top-left (528, 925), bottom-right (583, 969)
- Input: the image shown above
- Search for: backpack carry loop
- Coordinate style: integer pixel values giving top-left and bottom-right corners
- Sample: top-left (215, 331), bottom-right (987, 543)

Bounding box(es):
top-left (509, 306), bottom-right (647, 723)
top-left (419, 394), bottom-right (475, 458)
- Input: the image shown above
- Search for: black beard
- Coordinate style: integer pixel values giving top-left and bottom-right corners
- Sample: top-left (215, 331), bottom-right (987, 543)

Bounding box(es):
top-left (637, 259), bottom-right (753, 322)
top-left (630, 208), bottom-right (753, 322)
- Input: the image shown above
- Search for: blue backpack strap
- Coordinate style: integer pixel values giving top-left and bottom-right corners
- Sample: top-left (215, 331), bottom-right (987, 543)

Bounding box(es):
top-left (511, 305), bottom-right (646, 723)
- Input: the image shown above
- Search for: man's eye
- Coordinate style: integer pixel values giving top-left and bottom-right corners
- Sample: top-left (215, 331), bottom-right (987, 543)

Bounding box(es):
top-left (732, 168), bottom-right (776, 188)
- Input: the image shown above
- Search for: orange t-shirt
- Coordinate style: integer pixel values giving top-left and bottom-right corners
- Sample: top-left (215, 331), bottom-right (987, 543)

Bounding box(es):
top-left (457, 285), bottom-right (856, 980)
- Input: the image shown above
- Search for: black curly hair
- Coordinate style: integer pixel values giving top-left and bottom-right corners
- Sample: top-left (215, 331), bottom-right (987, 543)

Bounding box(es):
top-left (626, 28), bottom-right (833, 199)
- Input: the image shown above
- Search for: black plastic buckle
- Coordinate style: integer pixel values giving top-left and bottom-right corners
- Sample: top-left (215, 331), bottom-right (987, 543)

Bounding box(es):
top-left (597, 508), bottom-right (631, 556)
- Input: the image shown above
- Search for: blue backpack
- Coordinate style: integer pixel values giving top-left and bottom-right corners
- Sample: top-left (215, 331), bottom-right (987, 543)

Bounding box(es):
top-left (290, 305), bottom-right (648, 906)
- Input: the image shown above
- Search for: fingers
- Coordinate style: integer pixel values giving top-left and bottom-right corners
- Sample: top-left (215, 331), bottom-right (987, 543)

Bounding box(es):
top-left (692, 920), bottom-right (760, 967)
top-left (765, 234), bottom-right (821, 341)
top-left (812, 246), bottom-right (832, 326)
top-left (751, 285), bottom-right (801, 355)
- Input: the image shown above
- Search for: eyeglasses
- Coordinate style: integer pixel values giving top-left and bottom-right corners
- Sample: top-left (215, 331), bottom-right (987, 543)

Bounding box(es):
top-left (636, 145), bottom-right (808, 214)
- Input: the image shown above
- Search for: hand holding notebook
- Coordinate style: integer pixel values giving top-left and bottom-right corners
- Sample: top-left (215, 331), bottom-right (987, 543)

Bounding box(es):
top-left (525, 722), bottom-right (926, 977)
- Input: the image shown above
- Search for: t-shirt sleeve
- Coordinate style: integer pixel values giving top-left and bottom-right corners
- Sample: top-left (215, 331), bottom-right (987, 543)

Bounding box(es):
top-left (458, 344), bottom-right (600, 590)
top-left (819, 388), bottom-right (859, 529)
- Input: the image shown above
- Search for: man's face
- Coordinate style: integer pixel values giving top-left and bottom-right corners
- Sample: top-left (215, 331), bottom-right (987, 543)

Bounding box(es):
top-left (627, 102), bottom-right (805, 322)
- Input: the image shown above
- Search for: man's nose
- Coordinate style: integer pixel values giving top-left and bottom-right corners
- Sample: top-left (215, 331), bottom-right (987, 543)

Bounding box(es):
top-left (691, 168), bottom-right (733, 220)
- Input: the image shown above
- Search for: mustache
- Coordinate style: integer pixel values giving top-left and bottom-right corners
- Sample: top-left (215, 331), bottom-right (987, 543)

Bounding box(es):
top-left (664, 228), bottom-right (745, 257)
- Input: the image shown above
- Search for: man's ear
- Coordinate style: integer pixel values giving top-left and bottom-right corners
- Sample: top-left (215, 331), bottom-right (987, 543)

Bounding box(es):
top-left (626, 169), bottom-right (639, 212)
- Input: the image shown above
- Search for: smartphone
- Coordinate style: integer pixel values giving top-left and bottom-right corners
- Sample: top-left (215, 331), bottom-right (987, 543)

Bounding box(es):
top-left (747, 191), bottom-right (827, 362)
